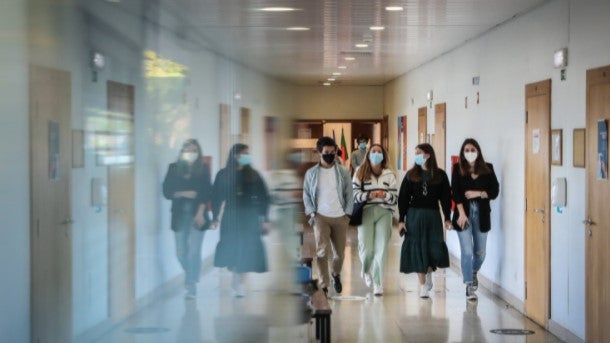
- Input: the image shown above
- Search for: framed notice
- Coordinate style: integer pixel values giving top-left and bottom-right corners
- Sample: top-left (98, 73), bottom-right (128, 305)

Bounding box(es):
top-left (551, 129), bottom-right (562, 166)
top-left (598, 120), bottom-right (608, 180)
top-left (397, 116), bottom-right (407, 170)
top-left (573, 128), bottom-right (585, 168)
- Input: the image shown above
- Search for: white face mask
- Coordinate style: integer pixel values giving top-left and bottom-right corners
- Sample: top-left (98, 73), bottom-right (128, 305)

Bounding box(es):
top-left (181, 152), bottom-right (198, 163)
top-left (464, 152), bottom-right (478, 163)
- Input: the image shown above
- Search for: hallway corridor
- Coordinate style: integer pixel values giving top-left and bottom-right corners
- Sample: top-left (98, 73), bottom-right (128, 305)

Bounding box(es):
top-left (92, 228), bottom-right (562, 343)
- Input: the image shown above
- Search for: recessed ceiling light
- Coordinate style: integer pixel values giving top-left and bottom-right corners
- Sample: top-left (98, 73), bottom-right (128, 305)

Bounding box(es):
top-left (355, 43), bottom-right (368, 48)
top-left (370, 26), bottom-right (385, 31)
top-left (385, 6), bottom-right (404, 11)
top-left (332, 72), bottom-right (341, 76)
top-left (105, 0), bottom-right (121, 2)
top-left (323, 82), bottom-right (331, 86)
top-left (328, 78), bottom-right (336, 81)
top-left (286, 27), bottom-right (310, 31)
top-left (259, 7), bottom-right (297, 12)
top-left (344, 57), bottom-right (356, 61)
top-left (338, 66), bottom-right (347, 69)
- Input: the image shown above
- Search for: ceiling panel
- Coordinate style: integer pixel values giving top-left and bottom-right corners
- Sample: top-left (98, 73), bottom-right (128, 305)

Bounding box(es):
top-left (158, 0), bottom-right (549, 85)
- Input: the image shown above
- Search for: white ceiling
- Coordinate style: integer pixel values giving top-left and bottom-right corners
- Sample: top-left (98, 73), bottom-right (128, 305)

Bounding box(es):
top-left (160, 0), bottom-right (549, 86)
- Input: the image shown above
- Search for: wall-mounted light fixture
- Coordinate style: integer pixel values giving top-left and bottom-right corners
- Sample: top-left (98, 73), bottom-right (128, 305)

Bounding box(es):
top-left (426, 90), bottom-right (433, 108)
top-left (553, 48), bottom-right (568, 69)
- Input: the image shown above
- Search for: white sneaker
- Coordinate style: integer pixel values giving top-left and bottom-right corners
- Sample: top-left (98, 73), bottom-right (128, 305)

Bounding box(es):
top-left (419, 285), bottom-right (429, 298)
top-left (373, 284), bottom-right (383, 296)
top-left (364, 273), bottom-right (373, 288)
top-left (232, 282), bottom-right (245, 298)
top-left (425, 272), bottom-right (433, 291)
top-left (185, 284), bottom-right (196, 300)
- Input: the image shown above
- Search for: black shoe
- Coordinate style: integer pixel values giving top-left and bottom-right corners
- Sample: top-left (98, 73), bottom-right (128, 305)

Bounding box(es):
top-left (466, 284), bottom-right (478, 301)
top-left (332, 274), bottom-right (342, 293)
top-left (472, 273), bottom-right (479, 291)
top-left (322, 287), bottom-right (328, 297)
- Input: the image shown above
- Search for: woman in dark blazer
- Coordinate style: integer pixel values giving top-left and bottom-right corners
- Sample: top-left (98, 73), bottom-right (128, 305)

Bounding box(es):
top-left (450, 138), bottom-right (499, 301)
top-left (212, 143), bottom-right (271, 297)
top-left (163, 139), bottom-right (212, 299)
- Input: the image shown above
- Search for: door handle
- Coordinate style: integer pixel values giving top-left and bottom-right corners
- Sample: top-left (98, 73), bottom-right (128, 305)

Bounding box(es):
top-left (533, 208), bottom-right (545, 214)
top-left (582, 217), bottom-right (595, 226)
top-left (60, 218), bottom-right (74, 225)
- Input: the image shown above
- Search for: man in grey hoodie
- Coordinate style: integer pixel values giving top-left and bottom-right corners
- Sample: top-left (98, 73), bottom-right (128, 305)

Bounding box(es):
top-left (303, 136), bottom-right (353, 296)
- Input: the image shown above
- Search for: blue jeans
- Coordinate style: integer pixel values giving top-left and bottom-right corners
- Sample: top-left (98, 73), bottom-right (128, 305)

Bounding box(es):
top-left (456, 202), bottom-right (487, 284)
top-left (174, 222), bottom-right (205, 286)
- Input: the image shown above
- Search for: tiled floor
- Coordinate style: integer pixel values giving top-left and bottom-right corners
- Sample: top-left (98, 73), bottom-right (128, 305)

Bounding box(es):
top-left (92, 227), bottom-right (563, 343)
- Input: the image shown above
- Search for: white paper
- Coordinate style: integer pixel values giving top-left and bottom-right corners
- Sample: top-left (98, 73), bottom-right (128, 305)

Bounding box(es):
top-left (532, 129), bottom-right (540, 154)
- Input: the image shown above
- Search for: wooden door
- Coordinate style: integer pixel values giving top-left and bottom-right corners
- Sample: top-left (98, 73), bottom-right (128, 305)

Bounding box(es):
top-left (107, 81), bottom-right (135, 320)
top-left (381, 115), bottom-right (389, 150)
top-left (418, 107), bottom-right (427, 144)
top-left (219, 103), bottom-right (231, 165)
top-left (29, 65), bottom-right (72, 342)
top-left (585, 65), bottom-right (610, 342)
top-left (240, 107), bottom-right (250, 145)
top-left (524, 79), bottom-right (551, 327)
top-left (433, 103), bottom-right (446, 170)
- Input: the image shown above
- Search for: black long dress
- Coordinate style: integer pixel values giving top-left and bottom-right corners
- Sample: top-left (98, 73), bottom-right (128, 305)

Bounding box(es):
top-left (212, 166), bottom-right (270, 273)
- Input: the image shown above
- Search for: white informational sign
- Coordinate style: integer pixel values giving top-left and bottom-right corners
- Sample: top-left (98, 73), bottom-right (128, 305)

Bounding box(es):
top-left (532, 129), bottom-right (541, 154)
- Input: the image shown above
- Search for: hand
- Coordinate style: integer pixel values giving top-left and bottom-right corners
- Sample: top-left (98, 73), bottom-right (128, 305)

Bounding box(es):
top-left (375, 190), bottom-right (386, 199)
top-left (194, 211), bottom-right (205, 228)
top-left (261, 222), bottom-right (272, 235)
top-left (457, 213), bottom-right (469, 229)
top-left (398, 222), bottom-right (407, 236)
top-left (174, 190), bottom-right (197, 199)
top-left (444, 220), bottom-right (453, 230)
top-left (210, 220), bottom-right (219, 229)
top-left (464, 190), bottom-right (481, 200)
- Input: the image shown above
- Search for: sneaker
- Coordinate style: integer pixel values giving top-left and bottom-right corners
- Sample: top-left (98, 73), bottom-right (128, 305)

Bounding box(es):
top-left (185, 284), bottom-right (196, 300)
top-left (373, 284), bottom-right (383, 296)
top-left (425, 272), bottom-right (433, 291)
top-left (363, 273), bottom-right (373, 288)
top-left (466, 284), bottom-right (477, 301)
top-left (419, 285), bottom-right (429, 298)
top-left (472, 273), bottom-right (479, 291)
top-left (332, 274), bottom-right (342, 293)
top-left (232, 282), bottom-right (245, 298)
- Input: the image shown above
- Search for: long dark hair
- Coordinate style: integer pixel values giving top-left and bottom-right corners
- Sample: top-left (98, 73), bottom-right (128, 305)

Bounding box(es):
top-left (458, 138), bottom-right (490, 176)
top-left (225, 143), bottom-right (258, 181)
top-left (406, 143), bottom-right (442, 183)
top-left (355, 143), bottom-right (388, 182)
top-left (176, 138), bottom-right (204, 177)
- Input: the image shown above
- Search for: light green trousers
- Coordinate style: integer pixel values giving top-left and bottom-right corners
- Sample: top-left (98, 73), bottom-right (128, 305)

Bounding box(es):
top-left (358, 205), bottom-right (392, 287)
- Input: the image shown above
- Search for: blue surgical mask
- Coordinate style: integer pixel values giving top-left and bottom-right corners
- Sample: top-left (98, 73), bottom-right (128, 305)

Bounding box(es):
top-left (359, 143), bottom-right (367, 150)
top-left (414, 153), bottom-right (427, 166)
top-left (238, 154), bottom-right (251, 166)
top-left (369, 152), bottom-right (384, 165)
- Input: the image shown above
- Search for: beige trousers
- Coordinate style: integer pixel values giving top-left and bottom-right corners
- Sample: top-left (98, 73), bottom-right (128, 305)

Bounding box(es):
top-left (313, 213), bottom-right (349, 288)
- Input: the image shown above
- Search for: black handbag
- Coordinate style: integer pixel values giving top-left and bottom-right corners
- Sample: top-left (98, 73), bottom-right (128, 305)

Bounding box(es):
top-left (349, 182), bottom-right (366, 226)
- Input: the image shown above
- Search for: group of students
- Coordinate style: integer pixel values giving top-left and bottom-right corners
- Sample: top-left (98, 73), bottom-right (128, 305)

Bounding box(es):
top-left (304, 136), bottom-right (499, 301)
top-left (162, 135), bottom-right (499, 302)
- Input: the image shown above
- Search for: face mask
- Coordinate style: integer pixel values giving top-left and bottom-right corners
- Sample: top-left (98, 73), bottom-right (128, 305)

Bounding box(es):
top-left (359, 143), bottom-right (367, 150)
top-left (464, 151), bottom-right (478, 163)
top-left (237, 154), bottom-right (251, 166)
top-left (414, 153), bottom-right (427, 166)
top-left (369, 152), bottom-right (384, 165)
top-left (181, 152), bottom-right (198, 163)
top-left (322, 153), bottom-right (335, 164)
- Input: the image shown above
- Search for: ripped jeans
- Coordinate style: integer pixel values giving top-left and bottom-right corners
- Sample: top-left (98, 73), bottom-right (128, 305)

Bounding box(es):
top-left (456, 201), bottom-right (487, 284)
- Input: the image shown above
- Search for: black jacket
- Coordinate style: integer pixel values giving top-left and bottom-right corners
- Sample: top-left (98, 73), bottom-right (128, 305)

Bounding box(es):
top-left (451, 162), bottom-right (499, 232)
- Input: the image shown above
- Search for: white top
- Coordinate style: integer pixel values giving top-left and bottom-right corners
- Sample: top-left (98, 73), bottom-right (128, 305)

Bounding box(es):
top-left (316, 166), bottom-right (345, 218)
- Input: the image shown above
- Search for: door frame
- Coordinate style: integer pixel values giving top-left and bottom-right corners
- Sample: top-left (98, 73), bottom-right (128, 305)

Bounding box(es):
top-left (524, 79), bottom-right (551, 327)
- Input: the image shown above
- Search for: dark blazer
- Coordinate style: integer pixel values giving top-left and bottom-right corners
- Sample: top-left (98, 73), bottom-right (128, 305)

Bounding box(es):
top-left (451, 162), bottom-right (499, 232)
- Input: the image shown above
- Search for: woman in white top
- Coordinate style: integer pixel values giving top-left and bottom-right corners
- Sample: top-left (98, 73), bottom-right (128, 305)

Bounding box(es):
top-left (352, 144), bottom-right (398, 295)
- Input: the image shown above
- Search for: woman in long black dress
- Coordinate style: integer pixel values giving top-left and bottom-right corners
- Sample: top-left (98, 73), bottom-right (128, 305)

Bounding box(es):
top-left (162, 139), bottom-right (212, 299)
top-left (397, 143), bottom-right (452, 298)
top-left (212, 143), bottom-right (271, 297)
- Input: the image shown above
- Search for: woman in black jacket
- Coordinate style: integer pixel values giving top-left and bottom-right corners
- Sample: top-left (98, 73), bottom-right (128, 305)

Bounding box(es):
top-left (450, 138), bottom-right (499, 301)
top-left (212, 143), bottom-right (271, 297)
top-left (163, 139), bottom-right (212, 299)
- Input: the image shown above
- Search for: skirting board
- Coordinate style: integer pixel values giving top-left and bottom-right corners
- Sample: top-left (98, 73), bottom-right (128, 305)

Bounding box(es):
top-left (449, 253), bottom-right (584, 343)
top-left (74, 255), bottom-right (214, 343)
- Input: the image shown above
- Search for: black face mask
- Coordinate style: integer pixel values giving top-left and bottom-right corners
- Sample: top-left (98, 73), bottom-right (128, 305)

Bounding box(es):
top-left (322, 153), bottom-right (335, 164)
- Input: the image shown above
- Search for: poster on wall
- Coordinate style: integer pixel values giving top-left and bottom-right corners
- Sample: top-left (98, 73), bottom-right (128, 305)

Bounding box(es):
top-left (397, 116), bottom-right (407, 170)
top-left (49, 121), bottom-right (60, 180)
top-left (532, 129), bottom-right (541, 154)
top-left (598, 119), bottom-right (608, 180)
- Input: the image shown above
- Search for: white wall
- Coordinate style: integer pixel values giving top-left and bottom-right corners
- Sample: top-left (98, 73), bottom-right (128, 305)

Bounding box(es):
top-left (294, 86), bottom-right (384, 119)
top-left (0, 1), bottom-right (29, 341)
top-left (384, 0), bottom-right (610, 339)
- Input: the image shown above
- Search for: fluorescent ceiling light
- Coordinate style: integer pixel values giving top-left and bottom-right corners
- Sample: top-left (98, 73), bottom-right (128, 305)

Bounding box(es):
top-left (328, 78), bottom-right (336, 81)
top-left (259, 7), bottom-right (297, 12)
top-left (323, 82), bottom-right (331, 86)
top-left (286, 27), bottom-right (310, 31)
top-left (355, 43), bottom-right (368, 48)
top-left (332, 72), bottom-right (341, 76)
top-left (344, 57), bottom-right (356, 61)
top-left (338, 66), bottom-right (347, 69)
top-left (385, 6), bottom-right (404, 11)
top-left (370, 26), bottom-right (385, 31)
